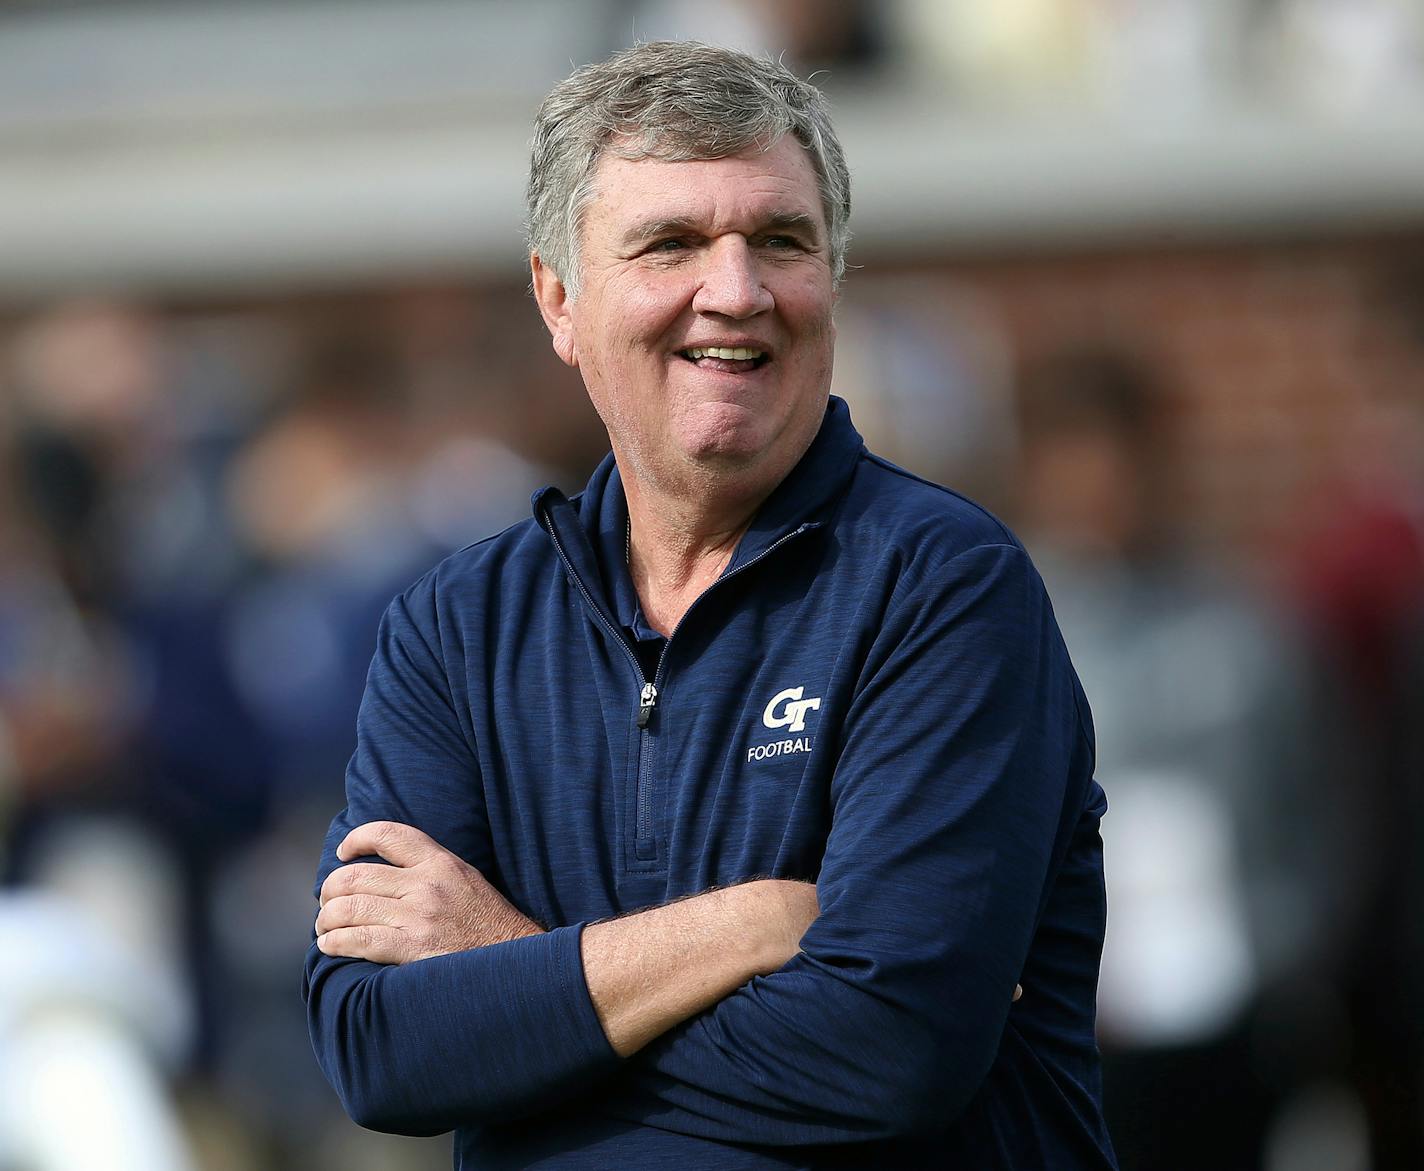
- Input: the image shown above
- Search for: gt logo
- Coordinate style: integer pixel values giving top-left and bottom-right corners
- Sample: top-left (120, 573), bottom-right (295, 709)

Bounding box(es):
top-left (762, 686), bottom-right (822, 733)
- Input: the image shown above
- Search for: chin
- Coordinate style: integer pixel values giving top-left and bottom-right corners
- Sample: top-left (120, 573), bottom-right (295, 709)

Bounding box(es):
top-left (672, 397), bottom-right (821, 479)
top-left (678, 420), bottom-right (772, 466)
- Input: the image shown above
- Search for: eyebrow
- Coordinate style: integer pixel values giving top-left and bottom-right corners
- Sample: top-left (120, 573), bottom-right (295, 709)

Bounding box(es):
top-left (619, 211), bottom-right (823, 249)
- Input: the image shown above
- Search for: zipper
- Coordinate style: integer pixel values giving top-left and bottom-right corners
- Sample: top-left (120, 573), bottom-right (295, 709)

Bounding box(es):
top-left (545, 516), bottom-right (663, 862)
top-left (633, 687), bottom-right (658, 859)
top-left (545, 508), bottom-right (819, 866)
top-left (544, 517), bottom-right (648, 693)
top-left (637, 682), bottom-right (657, 728)
top-left (634, 682), bottom-right (658, 858)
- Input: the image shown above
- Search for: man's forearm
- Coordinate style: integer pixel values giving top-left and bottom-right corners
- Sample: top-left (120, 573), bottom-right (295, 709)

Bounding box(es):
top-left (316, 822), bottom-right (818, 1063)
top-left (582, 879), bottom-right (818, 1057)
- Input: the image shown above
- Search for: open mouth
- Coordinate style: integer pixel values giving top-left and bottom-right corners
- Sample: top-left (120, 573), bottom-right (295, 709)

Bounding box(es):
top-left (678, 346), bottom-right (770, 371)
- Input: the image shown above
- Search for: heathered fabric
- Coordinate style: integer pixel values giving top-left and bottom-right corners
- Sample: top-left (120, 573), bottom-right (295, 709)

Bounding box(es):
top-left (305, 397), bottom-right (1118, 1169)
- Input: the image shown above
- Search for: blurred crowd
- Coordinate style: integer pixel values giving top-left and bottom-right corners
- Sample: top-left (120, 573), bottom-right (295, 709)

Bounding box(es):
top-left (0, 266), bottom-right (1419, 1170)
top-left (0, 293), bottom-right (605, 1169)
top-left (1, 1), bottom-right (1423, 1169)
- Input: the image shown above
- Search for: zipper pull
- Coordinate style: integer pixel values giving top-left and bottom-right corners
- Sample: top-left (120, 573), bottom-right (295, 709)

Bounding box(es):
top-left (637, 682), bottom-right (658, 728)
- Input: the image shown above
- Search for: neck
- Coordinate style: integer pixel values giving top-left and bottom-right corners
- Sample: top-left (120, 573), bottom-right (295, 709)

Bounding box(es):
top-left (622, 474), bottom-right (762, 637)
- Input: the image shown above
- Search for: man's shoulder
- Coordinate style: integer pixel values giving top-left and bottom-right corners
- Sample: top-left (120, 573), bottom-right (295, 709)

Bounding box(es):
top-left (435, 512), bottom-right (554, 583)
top-left (390, 511), bottom-right (558, 626)
top-left (844, 448), bottom-right (1023, 565)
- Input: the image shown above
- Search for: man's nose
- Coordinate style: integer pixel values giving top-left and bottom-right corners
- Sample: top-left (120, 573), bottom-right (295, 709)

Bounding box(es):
top-left (692, 237), bottom-right (774, 318)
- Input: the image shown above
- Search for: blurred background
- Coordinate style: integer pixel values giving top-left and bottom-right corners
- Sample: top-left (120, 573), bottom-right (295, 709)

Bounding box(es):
top-left (1, 1), bottom-right (1422, 1168)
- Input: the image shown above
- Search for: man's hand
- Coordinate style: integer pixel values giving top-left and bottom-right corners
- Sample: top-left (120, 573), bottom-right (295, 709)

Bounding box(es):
top-left (315, 821), bottom-right (542, 964)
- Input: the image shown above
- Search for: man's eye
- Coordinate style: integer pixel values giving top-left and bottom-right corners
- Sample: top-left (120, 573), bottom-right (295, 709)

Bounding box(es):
top-left (651, 238), bottom-right (686, 252)
top-left (762, 236), bottom-right (801, 250)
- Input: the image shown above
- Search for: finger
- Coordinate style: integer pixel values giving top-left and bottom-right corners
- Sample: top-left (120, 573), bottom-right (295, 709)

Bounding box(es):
top-left (1013, 984), bottom-right (1023, 1003)
top-left (316, 894), bottom-right (404, 936)
top-left (337, 820), bottom-right (440, 866)
top-left (320, 862), bottom-right (408, 907)
top-left (315, 924), bottom-right (408, 965)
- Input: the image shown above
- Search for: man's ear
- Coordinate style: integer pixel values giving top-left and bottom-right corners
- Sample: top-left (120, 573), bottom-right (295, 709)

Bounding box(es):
top-left (531, 254), bottom-right (578, 368)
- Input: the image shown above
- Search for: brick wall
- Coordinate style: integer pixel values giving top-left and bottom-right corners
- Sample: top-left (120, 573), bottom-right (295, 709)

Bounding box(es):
top-left (923, 233), bottom-right (1424, 566)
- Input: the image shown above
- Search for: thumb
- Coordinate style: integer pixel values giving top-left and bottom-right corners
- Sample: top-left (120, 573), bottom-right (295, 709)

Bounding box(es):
top-left (337, 820), bottom-right (439, 867)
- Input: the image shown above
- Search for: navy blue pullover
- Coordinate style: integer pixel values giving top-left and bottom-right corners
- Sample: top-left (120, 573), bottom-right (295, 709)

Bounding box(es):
top-left (305, 398), bottom-right (1117, 1169)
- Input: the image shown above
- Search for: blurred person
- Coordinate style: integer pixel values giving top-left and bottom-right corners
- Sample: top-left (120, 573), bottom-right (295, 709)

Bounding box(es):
top-left (2, 300), bottom-right (266, 1083)
top-left (382, 288), bottom-right (570, 549)
top-left (224, 336), bottom-right (435, 806)
top-left (1013, 346), bottom-right (1340, 1171)
top-left (306, 41), bottom-right (1116, 1170)
top-left (211, 336), bottom-right (451, 1161)
top-left (0, 299), bottom-right (171, 889)
top-left (5, 301), bottom-right (174, 604)
top-left (625, 0), bottom-right (885, 74)
top-left (0, 302), bottom-right (159, 828)
top-left (830, 273), bottom-right (1017, 503)
top-left (1281, 261), bottom-right (1424, 1170)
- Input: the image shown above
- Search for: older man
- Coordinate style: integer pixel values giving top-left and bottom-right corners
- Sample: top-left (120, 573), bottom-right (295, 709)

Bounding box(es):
top-left (306, 40), bottom-right (1116, 1170)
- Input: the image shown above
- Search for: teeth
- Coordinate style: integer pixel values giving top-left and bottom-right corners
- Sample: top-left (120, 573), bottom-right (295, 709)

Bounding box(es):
top-left (685, 346), bottom-right (764, 361)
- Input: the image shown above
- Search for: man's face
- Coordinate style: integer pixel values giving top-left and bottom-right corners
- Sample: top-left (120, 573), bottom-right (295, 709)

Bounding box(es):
top-left (534, 136), bottom-right (837, 501)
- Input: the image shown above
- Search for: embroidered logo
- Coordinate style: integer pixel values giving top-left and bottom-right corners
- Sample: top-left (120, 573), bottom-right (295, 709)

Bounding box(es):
top-left (749, 686), bottom-right (821, 763)
top-left (762, 686), bottom-right (822, 733)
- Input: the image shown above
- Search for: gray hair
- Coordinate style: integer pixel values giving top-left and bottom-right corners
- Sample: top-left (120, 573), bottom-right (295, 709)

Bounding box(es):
top-left (526, 40), bottom-right (852, 300)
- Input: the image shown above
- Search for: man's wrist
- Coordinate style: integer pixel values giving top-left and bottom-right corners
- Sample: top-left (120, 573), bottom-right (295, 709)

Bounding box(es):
top-left (579, 877), bottom-right (818, 1058)
top-left (729, 878), bottom-right (819, 974)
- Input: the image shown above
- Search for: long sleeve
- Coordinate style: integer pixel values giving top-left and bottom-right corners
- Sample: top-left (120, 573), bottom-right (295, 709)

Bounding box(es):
top-left (596, 542), bottom-right (1101, 1145)
top-left (302, 572), bottom-right (618, 1136)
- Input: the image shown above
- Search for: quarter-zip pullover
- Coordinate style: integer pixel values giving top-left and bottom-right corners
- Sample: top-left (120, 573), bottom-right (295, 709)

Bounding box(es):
top-left (305, 397), bottom-right (1118, 1169)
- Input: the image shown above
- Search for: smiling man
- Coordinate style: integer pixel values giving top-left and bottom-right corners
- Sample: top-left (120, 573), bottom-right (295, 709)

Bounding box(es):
top-left (305, 40), bottom-right (1117, 1170)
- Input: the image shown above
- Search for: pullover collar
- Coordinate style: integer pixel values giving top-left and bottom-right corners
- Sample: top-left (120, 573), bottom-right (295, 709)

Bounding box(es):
top-left (535, 395), bottom-right (864, 631)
